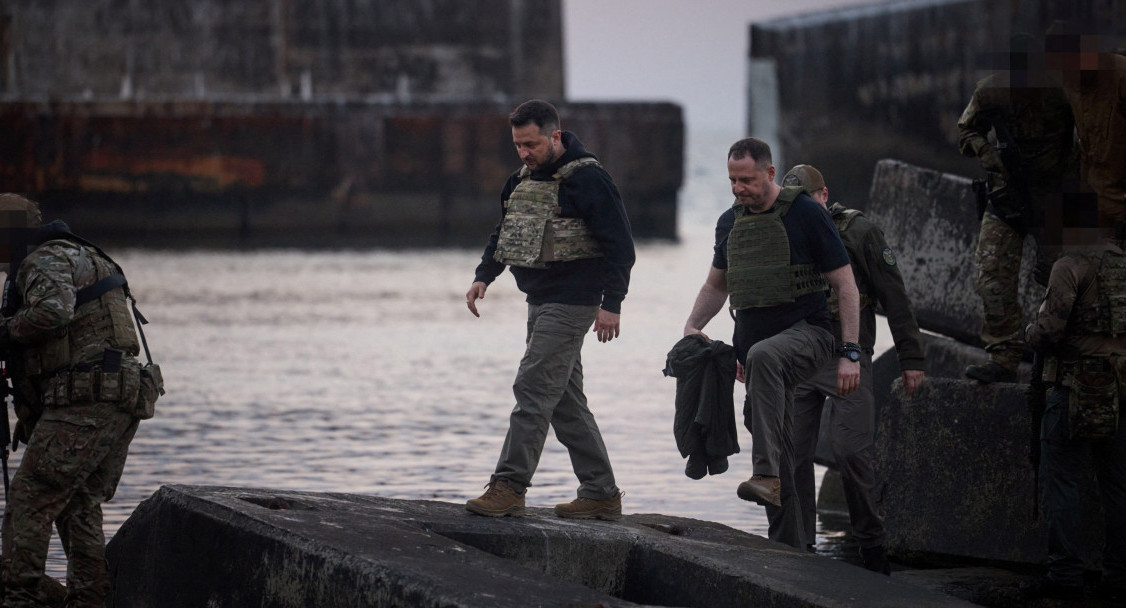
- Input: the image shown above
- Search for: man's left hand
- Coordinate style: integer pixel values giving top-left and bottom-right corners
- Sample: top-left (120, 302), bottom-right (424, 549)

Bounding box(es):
top-left (901, 370), bottom-right (926, 397)
top-left (593, 310), bottom-right (620, 343)
top-left (837, 359), bottom-right (860, 396)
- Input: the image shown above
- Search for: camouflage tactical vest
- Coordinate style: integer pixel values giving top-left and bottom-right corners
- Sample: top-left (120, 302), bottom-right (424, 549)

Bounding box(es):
top-left (826, 206), bottom-right (871, 319)
top-left (1097, 244), bottom-right (1126, 337)
top-left (1055, 244), bottom-right (1125, 439)
top-left (493, 157), bottom-right (604, 269)
top-left (1070, 244), bottom-right (1126, 337)
top-left (726, 186), bottom-right (829, 310)
top-left (22, 240), bottom-right (140, 379)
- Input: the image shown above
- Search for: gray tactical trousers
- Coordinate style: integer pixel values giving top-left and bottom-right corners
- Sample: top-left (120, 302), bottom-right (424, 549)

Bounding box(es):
top-left (745, 319), bottom-right (834, 550)
top-left (492, 303), bottom-right (619, 500)
top-left (790, 351), bottom-right (884, 549)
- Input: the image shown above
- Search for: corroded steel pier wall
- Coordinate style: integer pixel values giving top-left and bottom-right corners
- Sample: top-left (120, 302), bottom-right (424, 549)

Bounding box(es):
top-left (0, 1), bottom-right (683, 247)
top-left (0, 100), bottom-right (682, 247)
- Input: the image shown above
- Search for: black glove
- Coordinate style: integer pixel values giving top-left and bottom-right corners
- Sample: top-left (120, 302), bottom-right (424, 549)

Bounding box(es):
top-left (1033, 255), bottom-right (1053, 288)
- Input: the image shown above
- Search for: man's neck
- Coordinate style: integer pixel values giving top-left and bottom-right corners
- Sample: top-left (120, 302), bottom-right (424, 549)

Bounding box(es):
top-left (750, 184), bottom-right (781, 213)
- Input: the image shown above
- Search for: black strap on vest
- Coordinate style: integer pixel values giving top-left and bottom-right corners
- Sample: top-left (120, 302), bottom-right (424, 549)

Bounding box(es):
top-left (52, 229), bottom-right (156, 365)
top-left (75, 273), bottom-right (127, 307)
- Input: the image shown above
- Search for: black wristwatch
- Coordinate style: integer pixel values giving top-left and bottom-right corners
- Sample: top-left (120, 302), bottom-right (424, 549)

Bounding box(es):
top-left (839, 341), bottom-right (861, 362)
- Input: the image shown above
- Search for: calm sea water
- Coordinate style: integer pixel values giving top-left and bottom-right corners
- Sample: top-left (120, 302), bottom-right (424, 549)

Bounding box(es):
top-left (5, 132), bottom-right (895, 578)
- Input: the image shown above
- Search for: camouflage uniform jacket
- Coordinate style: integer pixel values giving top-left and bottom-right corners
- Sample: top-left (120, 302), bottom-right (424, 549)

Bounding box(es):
top-left (6, 230), bottom-right (141, 425)
top-left (1061, 53), bottom-right (1126, 215)
top-left (1027, 240), bottom-right (1126, 358)
top-left (829, 203), bottom-right (925, 370)
top-left (957, 73), bottom-right (1076, 192)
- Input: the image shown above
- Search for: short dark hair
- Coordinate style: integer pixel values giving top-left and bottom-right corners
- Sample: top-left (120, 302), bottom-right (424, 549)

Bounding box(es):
top-left (728, 138), bottom-right (772, 166)
top-left (509, 99), bottom-right (560, 135)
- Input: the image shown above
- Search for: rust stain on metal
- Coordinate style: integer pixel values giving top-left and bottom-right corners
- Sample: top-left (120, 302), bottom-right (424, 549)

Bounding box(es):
top-left (81, 149), bottom-right (267, 191)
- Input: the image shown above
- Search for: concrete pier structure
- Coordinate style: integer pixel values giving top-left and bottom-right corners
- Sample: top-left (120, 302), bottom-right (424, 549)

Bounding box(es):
top-left (106, 485), bottom-right (976, 607)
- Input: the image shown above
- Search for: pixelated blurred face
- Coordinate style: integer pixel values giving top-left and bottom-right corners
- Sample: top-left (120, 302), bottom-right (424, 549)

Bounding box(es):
top-left (728, 155), bottom-right (776, 212)
top-left (512, 123), bottom-right (561, 171)
top-left (0, 210), bottom-right (29, 265)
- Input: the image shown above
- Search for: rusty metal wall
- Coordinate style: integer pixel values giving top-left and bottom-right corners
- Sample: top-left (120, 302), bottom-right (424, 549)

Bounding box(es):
top-left (0, 100), bottom-right (682, 247)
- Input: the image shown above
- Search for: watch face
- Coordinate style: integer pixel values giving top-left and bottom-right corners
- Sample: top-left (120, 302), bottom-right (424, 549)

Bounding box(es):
top-left (843, 350), bottom-right (860, 362)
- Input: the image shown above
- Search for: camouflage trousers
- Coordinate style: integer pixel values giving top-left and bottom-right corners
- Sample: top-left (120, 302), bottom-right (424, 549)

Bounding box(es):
top-left (973, 211), bottom-right (1026, 369)
top-left (2, 402), bottom-right (138, 608)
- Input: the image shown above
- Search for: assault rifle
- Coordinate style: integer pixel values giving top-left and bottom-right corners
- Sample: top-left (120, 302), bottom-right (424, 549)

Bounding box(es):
top-left (1025, 351), bottom-right (1047, 520)
top-left (1, 272), bottom-right (27, 500)
top-left (978, 108), bottom-right (1036, 235)
top-left (0, 360), bottom-right (9, 500)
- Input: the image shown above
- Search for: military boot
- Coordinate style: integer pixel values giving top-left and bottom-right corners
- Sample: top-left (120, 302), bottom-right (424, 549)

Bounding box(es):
top-left (860, 545), bottom-right (891, 575)
top-left (466, 478), bottom-right (525, 517)
top-left (736, 475), bottom-right (781, 507)
top-left (964, 360), bottom-right (1018, 384)
top-left (554, 493), bottom-right (622, 521)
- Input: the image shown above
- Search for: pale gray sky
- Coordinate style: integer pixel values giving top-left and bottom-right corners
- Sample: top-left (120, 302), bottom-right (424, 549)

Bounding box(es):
top-left (563, 0), bottom-right (890, 133)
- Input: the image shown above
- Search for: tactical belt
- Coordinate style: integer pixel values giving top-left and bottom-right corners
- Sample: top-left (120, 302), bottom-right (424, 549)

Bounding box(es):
top-left (43, 365), bottom-right (139, 408)
top-left (1043, 355), bottom-right (1117, 387)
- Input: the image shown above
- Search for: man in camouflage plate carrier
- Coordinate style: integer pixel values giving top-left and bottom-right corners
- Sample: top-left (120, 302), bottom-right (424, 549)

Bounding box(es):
top-left (0, 194), bottom-right (158, 608)
top-left (464, 100), bottom-right (635, 521)
top-left (1024, 215), bottom-right (1126, 603)
top-left (682, 138), bottom-right (861, 551)
top-left (957, 32), bottom-right (1076, 384)
top-left (780, 164), bottom-right (926, 574)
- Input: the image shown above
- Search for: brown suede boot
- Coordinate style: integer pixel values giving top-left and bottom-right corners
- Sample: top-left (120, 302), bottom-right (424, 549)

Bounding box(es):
top-left (737, 475), bottom-right (781, 507)
top-left (466, 478), bottom-right (525, 517)
top-left (554, 493), bottom-right (622, 521)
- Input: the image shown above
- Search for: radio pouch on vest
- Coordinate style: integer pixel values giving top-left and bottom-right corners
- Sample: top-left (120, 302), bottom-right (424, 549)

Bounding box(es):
top-left (1066, 358), bottom-right (1119, 440)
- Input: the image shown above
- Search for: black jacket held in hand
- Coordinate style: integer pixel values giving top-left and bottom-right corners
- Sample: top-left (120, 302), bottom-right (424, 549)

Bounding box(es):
top-left (473, 131), bottom-right (635, 314)
top-left (664, 334), bottom-right (740, 476)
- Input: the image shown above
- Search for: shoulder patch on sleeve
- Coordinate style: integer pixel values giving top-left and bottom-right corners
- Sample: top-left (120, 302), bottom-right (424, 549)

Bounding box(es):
top-left (881, 247), bottom-right (897, 267)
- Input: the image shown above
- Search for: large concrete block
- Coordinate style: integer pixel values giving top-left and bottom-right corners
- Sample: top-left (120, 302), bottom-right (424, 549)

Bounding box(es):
top-left (816, 333), bottom-right (1002, 469)
top-left (748, 0), bottom-right (1125, 211)
top-left (875, 378), bottom-right (1103, 565)
top-left (106, 485), bottom-right (975, 607)
top-left (864, 160), bottom-right (1044, 345)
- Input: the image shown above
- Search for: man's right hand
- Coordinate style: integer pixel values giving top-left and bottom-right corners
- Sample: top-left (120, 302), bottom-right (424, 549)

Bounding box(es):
top-left (980, 145), bottom-right (1008, 178)
top-left (466, 282), bottom-right (488, 317)
top-left (683, 327), bottom-right (710, 340)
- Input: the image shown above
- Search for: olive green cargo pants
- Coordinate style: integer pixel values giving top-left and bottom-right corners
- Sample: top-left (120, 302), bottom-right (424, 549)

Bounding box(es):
top-left (491, 303), bottom-right (619, 500)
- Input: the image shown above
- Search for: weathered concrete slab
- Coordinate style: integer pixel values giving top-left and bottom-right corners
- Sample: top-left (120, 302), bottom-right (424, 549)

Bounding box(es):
top-left (106, 485), bottom-right (975, 608)
top-left (816, 332), bottom-right (1031, 471)
top-left (875, 377), bottom-right (1103, 566)
top-left (865, 160), bottom-right (1044, 345)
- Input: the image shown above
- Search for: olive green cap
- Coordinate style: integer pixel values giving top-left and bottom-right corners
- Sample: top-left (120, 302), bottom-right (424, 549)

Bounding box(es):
top-left (781, 164), bottom-right (825, 195)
